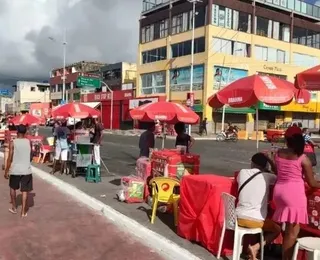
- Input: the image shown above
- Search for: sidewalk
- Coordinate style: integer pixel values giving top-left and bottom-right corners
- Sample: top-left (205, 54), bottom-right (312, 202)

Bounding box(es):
top-left (0, 171), bottom-right (163, 260)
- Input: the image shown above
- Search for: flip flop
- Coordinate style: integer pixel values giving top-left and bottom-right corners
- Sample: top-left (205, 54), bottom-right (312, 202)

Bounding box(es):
top-left (21, 213), bottom-right (27, 218)
top-left (9, 208), bottom-right (17, 214)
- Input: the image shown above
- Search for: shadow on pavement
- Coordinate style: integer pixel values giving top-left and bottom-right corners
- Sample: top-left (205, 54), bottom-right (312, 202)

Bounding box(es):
top-left (16, 192), bottom-right (36, 208)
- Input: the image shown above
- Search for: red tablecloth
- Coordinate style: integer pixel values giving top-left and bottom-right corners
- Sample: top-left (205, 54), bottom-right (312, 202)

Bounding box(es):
top-left (178, 174), bottom-right (236, 256)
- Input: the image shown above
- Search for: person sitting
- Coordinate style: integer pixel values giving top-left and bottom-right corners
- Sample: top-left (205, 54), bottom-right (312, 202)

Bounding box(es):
top-left (236, 153), bottom-right (280, 260)
top-left (174, 122), bottom-right (195, 153)
top-left (139, 122), bottom-right (155, 158)
top-left (225, 122), bottom-right (234, 138)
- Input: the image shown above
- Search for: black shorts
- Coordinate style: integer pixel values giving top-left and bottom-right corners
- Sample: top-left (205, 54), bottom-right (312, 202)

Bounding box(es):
top-left (9, 175), bottom-right (33, 192)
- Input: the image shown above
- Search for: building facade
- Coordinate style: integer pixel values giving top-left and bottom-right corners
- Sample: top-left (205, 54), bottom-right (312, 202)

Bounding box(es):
top-left (49, 61), bottom-right (105, 106)
top-left (137, 0), bottom-right (320, 132)
top-left (0, 97), bottom-right (13, 114)
top-left (13, 81), bottom-right (50, 113)
top-left (100, 62), bottom-right (137, 92)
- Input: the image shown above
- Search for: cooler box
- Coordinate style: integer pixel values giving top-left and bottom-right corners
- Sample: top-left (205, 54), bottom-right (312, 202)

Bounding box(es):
top-left (151, 150), bottom-right (200, 180)
top-left (121, 176), bottom-right (145, 203)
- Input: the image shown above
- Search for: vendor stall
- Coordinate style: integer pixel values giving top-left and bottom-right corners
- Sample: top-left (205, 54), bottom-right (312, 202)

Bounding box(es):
top-left (51, 103), bottom-right (101, 179)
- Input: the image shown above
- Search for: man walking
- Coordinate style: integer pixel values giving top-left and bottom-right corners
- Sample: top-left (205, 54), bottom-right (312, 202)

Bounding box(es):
top-left (90, 118), bottom-right (104, 165)
top-left (4, 125), bottom-right (32, 217)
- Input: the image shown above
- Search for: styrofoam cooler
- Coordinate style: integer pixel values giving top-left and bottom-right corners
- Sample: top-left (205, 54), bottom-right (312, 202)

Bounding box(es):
top-left (151, 150), bottom-right (200, 180)
top-left (121, 176), bottom-right (145, 203)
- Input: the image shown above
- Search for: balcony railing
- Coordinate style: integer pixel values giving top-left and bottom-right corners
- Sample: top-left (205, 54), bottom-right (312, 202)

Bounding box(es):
top-left (256, 0), bottom-right (320, 20)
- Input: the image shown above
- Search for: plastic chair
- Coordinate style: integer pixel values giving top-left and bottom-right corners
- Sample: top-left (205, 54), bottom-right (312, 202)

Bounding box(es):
top-left (86, 164), bottom-right (101, 183)
top-left (217, 192), bottom-right (264, 260)
top-left (292, 237), bottom-right (320, 260)
top-left (37, 137), bottom-right (55, 164)
top-left (149, 177), bottom-right (180, 225)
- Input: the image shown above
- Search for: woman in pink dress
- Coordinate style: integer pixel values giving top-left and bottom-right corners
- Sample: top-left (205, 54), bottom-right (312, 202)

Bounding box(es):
top-left (273, 126), bottom-right (320, 260)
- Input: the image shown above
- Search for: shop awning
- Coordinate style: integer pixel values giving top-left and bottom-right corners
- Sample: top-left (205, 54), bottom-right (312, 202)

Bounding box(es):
top-left (81, 102), bottom-right (101, 109)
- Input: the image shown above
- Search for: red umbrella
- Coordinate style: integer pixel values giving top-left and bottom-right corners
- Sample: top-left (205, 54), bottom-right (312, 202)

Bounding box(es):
top-left (129, 101), bottom-right (199, 124)
top-left (294, 88), bottom-right (311, 104)
top-left (208, 75), bottom-right (296, 108)
top-left (52, 103), bottom-right (101, 119)
top-left (295, 65), bottom-right (320, 90)
top-left (11, 114), bottom-right (40, 126)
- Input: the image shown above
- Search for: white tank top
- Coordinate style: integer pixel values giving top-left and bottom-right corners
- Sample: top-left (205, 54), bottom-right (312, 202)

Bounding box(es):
top-left (9, 138), bottom-right (32, 176)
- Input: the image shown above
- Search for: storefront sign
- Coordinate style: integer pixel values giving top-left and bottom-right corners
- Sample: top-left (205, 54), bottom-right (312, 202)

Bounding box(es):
top-left (170, 65), bottom-right (204, 92)
top-left (81, 90), bottom-right (133, 102)
top-left (281, 101), bottom-right (318, 113)
top-left (172, 99), bottom-right (203, 112)
top-left (263, 65), bottom-right (283, 73)
top-left (213, 66), bottom-right (248, 90)
top-left (129, 98), bottom-right (158, 109)
top-left (258, 102), bottom-right (280, 111)
top-left (50, 92), bottom-right (62, 100)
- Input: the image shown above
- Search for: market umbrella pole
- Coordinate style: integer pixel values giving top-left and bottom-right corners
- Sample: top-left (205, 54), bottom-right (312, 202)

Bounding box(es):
top-left (256, 107), bottom-right (259, 151)
top-left (161, 122), bottom-right (166, 149)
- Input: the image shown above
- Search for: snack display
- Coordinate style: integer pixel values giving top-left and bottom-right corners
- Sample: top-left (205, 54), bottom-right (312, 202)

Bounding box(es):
top-left (120, 176), bottom-right (145, 203)
top-left (136, 157), bottom-right (152, 181)
top-left (151, 150), bottom-right (200, 180)
top-left (307, 191), bottom-right (320, 231)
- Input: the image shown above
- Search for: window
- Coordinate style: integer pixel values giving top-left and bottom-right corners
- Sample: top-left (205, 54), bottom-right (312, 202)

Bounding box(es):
top-left (141, 71), bottom-right (166, 95)
top-left (212, 4), bottom-right (251, 33)
top-left (160, 19), bottom-right (169, 38)
top-left (142, 47), bottom-right (167, 64)
top-left (293, 27), bottom-right (320, 49)
top-left (212, 37), bottom-right (250, 57)
top-left (256, 16), bottom-right (271, 37)
top-left (171, 37), bottom-right (205, 58)
top-left (172, 13), bottom-right (183, 34)
top-left (141, 24), bottom-right (154, 43)
top-left (31, 87), bottom-right (35, 92)
top-left (293, 53), bottom-right (319, 67)
top-left (277, 50), bottom-right (286, 63)
top-left (255, 46), bottom-right (268, 61)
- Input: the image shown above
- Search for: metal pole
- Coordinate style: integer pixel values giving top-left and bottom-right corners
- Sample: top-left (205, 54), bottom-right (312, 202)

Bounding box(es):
top-left (188, 0), bottom-right (196, 136)
top-left (62, 28), bottom-right (67, 103)
top-left (221, 67), bottom-right (232, 132)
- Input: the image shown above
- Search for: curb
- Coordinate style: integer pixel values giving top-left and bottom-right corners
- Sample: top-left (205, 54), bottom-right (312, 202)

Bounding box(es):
top-left (0, 152), bottom-right (201, 260)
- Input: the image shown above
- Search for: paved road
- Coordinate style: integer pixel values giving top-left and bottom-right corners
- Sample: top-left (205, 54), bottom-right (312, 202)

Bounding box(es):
top-left (0, 171), bottom-right (163, 260)
top-left (39, 127), bottom-right (320, 176)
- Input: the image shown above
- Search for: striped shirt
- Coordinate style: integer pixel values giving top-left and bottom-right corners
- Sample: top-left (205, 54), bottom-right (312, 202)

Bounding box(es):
top-left (303, 134), bottom-right (311, 143)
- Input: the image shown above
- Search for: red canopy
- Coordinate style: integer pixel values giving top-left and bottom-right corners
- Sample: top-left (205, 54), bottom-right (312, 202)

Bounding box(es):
top-left (129, 101), bottom-right (199, 124)
top-left (11, 114), bottom-right (40, 126)
top-left (295, 65), bottom-right (320, 90)
top-left (52, 103), bottom-right (101, 119)
top-left (208, 75), bottom-right (308, 108)
top-left (294, 88), bottom-right (311, 104)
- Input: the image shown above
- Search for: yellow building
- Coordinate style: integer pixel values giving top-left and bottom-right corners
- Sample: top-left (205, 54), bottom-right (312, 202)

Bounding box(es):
top-left (137, 0), bottom-right (320, 133)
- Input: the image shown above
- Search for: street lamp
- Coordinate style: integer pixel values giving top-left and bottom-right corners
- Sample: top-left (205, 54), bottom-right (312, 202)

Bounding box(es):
top-left (187, 0), bottom-right (202, 135)
top-left (48, 28), bottom-right (67, 103)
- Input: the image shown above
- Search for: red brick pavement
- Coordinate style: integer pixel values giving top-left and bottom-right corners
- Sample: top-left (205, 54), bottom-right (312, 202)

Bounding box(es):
top-left (0, 173), bottom-right (163, 260)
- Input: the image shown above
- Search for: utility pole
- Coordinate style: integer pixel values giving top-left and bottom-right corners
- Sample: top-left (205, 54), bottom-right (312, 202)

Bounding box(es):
top-left (187, 0), bottom-right (202, 135)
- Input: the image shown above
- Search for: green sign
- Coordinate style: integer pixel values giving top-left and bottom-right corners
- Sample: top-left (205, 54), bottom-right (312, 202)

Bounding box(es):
top-left (258, 102), bottom-right (280, 111)
top-left (77, 76), bottom-right (101, 88)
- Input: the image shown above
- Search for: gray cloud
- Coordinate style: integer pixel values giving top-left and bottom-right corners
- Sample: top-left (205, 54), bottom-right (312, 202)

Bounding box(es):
top-left (0, 0), bottom-right (141, 87)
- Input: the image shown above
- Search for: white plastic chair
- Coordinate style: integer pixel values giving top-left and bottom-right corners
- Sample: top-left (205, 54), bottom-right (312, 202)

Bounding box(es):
top-left (292, 237), bottom-right (320, 260)
top-left (217, 192), bottom-right (264, 260)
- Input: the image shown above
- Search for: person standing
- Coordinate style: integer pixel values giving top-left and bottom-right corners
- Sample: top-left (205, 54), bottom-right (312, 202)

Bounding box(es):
top-left (90, 118), bottom-right (104, 166)
top-left (174, 122), bottom-right (195, 153)
top-left (51, 120), bottom-right (70, 175)
top-left (200, 117), bottom-right (207, 136)
top-left (273, 126), bottom-right (320, 260)
top-left (139, 122), bottom-right (155, 158)
top-left (4, 125), bottom-right (32, 217)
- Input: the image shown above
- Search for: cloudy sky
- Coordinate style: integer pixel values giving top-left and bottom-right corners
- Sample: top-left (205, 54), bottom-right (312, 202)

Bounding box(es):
top-left (0, 0), bottom-right (141, 89)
